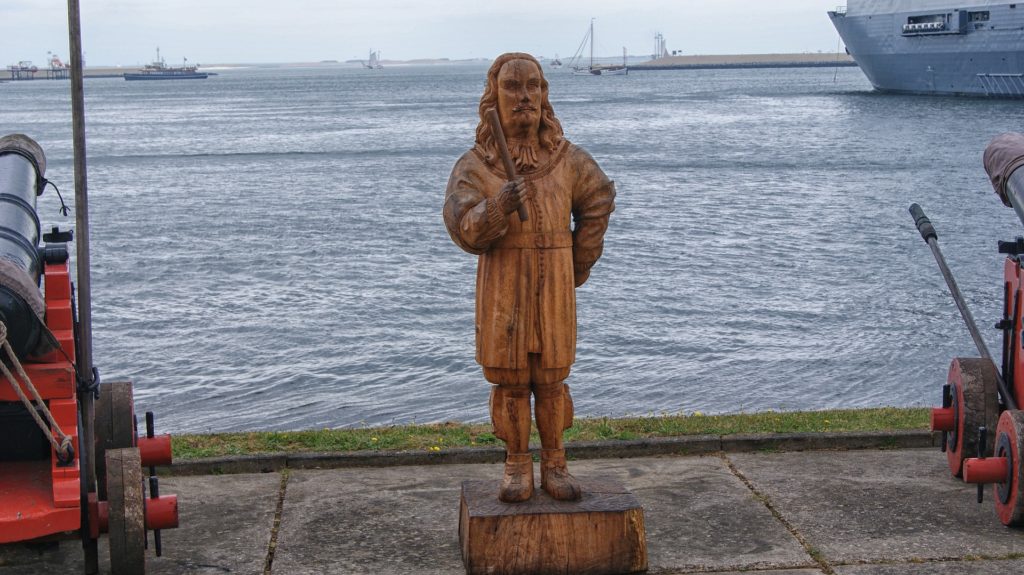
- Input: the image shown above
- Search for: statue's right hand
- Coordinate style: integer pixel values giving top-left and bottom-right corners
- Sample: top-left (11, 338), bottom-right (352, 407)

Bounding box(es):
top-left (496, 177), bottom-right (526, 215)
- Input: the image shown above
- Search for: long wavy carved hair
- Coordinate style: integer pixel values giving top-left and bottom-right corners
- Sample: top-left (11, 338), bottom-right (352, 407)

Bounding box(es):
top-left (475, 53), bottom-right (564, 166)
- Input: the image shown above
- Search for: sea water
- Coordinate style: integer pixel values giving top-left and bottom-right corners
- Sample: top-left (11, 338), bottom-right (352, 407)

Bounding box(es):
top-left (2, 63), bottom-right (1023, 432)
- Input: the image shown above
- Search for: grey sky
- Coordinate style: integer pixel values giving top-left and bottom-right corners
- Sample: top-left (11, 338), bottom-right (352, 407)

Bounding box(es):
top-left (2, 1), bottom-right (844, 66)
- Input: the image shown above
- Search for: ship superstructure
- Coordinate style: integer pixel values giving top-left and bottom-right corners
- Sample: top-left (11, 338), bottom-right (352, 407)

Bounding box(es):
top-left (829, 1), bottom-right (1024, 97)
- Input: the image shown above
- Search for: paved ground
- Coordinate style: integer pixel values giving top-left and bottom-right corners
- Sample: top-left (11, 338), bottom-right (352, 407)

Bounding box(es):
top-left (3, 446), bottom-right (1024, 574)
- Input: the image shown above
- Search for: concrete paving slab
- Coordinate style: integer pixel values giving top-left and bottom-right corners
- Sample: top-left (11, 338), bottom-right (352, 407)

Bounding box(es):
top-left (835, 559), bottom-right (1024, 574)
top-left (12, 447), bottom-right (1024, 574)
top-left (147, 473), bottom-right (281, 574)
top-left (0, 471), bottom-right (280, 575)
top-left (708, 571), bottom-right (822, 575)
top-left (274, 456), bottom-right (814, 574)
top-left (273, 463), bottom-right (493, 575)
top-left (0, 540), bottom-right (85, 574)
top-left (729, 448), bottom-right (1024, 564)
top-left (588, 456), bottom-right (815, 572)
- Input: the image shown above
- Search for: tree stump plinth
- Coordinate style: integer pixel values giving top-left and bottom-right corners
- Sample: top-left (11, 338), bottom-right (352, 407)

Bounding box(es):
top-left (458, 477), bottom-right (648, 575)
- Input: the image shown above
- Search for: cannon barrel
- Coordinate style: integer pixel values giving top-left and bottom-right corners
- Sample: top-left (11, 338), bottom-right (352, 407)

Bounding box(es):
top-left (985, 132), bottom-right (1024, 225)
top-left (0, 134), bottom-right (52, 358)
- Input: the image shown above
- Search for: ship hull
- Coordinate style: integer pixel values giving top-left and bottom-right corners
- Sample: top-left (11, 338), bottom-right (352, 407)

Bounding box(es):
top-left (572, 66), bottom-right (628, 76)
top-left (123, 73), bottom-right (209, 81)
top-left (829, 1), bottom-right (1024, 97)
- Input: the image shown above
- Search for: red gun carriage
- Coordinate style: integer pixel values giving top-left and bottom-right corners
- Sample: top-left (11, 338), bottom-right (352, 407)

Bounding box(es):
top-left (0, 134), bottom-right (179, 573)
top-left (915, 132), bottom-right (1024, 526)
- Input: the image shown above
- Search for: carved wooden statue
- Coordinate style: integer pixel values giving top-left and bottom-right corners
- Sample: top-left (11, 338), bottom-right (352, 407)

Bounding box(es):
top-left (444, 52), bottom-right (615, 503)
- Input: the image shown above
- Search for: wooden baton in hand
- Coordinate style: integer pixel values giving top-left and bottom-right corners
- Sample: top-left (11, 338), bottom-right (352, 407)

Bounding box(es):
top-left (485, 108), bottom-right (528, 222)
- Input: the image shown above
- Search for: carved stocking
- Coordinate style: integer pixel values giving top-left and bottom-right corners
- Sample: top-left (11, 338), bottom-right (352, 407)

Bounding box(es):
top-left (490, 384), bottom-right (534, 502)
top-left (533, 382), bottom-right (581, 501)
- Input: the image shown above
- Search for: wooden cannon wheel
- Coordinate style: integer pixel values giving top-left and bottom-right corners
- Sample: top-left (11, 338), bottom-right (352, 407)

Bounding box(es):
top-left (95, 381), bottom-right (137, 500)
top-left (106, 447), bottom-right (146, 575)
top-left (992, 410), bottom-right (1024, 526)
top-left (946, 358), bottom-right (1000, 478)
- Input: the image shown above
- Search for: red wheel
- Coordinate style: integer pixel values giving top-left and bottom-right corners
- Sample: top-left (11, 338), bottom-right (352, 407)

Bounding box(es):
top-left (95, 381), bottom-right (137, 500)
top-left (993, 410), bottom-right (1024, 525)
top-left (945, 358), bottom-right (1000, 477)
top-left (106, 447), bottom-right (146, 575)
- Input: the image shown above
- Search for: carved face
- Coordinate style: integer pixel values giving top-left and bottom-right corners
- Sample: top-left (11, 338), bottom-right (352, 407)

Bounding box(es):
top-left (496, 59), bottom-right (543, 136)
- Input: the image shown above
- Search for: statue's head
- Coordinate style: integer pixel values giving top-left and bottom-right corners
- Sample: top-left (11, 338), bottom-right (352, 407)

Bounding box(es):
top-left (476, 52), bottom-right (563, 167)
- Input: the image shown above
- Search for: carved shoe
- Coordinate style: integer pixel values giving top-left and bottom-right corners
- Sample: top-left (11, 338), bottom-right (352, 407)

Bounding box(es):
top-left (499, 452), bottom-right (534, 503)
top-left (540, 449), bottom-right (582, 501)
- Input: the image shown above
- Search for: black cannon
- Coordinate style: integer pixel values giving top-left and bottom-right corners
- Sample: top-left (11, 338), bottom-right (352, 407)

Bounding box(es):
top-left (0, 134), bottom-right (179, 573)
top-left (0, 134), bottom-right (58, 359)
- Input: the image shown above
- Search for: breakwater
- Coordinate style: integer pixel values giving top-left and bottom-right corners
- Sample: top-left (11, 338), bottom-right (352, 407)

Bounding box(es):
top-left (631, 52), bottom-right (856, 70)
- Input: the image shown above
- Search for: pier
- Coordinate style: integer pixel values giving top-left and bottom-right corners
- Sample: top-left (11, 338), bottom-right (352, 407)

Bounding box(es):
top-left (44, 66), bottom-right (69, 80)
top-left (1, 65), bottom-right (123, 81)
top-left (6, 62), bottom-right (39, 81)
top-left (6, 56), bottom-right (70, 81)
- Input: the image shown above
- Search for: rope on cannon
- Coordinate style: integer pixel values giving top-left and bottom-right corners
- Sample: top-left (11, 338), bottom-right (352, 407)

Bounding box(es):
top-left (0, 321), bottom-right (73, 462)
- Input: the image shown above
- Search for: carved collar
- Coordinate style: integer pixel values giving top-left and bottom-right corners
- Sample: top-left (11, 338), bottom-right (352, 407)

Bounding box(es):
top-left (472, 140), bottom-right (569, 181)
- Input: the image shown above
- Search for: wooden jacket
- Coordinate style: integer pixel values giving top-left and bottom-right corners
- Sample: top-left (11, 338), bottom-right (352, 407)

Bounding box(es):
top-left (443, 140), bottom-right (615, 369)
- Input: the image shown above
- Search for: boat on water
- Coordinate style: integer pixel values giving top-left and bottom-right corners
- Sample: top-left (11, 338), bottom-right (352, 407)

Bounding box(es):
top-left (365, 50), bottom-right (383, 70)
top-left (550, 55), bottom-right (563, 69)
top-left (569, 19), bottom-right (628, 76)
top-left (828, 1), bottom-right (1024, 97)
top-left (124, 48), bottom-right (208, 81)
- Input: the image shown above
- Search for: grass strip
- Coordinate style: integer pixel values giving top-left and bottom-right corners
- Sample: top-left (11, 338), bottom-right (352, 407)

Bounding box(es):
top-left (172, 407), bottom-right (930, 460)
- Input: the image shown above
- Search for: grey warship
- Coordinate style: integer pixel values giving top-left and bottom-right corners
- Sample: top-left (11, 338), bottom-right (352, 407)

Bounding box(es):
top-left (828, 1), bottom-right (1024, 97)
top-left (123, 47), bottom-right (208, 81)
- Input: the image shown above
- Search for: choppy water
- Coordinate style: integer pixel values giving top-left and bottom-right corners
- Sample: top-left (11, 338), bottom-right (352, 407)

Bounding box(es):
top-left (2, 63), bottom-right (1023, 432)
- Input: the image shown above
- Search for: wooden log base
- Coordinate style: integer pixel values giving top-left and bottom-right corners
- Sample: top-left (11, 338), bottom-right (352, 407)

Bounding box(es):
top-left (459, 477), bottom-right (648, 575)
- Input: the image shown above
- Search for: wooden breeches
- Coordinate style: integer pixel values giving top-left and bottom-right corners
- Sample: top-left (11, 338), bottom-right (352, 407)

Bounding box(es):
top-left (485, 355), bottom-right (574, 453)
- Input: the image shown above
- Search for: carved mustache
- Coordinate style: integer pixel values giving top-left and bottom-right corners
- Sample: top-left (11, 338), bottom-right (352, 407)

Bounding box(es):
top-left (512, 105), bottom-right (537, 113)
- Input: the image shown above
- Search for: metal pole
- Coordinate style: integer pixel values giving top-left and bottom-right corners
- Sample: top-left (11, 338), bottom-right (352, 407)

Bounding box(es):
top-left (65, 0), bottom-right (98, 572)
top-left (909, 203), bottom-right (1017, 411)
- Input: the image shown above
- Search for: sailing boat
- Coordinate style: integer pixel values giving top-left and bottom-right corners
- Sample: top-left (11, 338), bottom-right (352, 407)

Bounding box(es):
top-left (569, 19), bottom-right (627, 76)
top-left (365, 50), bottom-right (383, 69)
